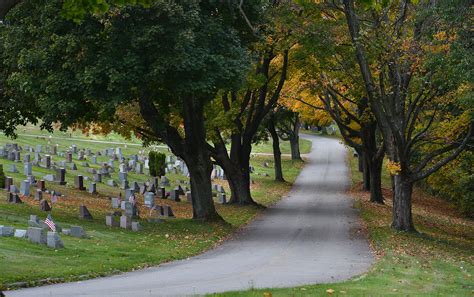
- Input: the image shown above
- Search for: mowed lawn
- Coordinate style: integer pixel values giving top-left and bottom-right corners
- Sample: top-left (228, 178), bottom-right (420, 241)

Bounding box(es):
top-left (0, 130), bottom-right (307, 290)
top-left (212, 151), bottom-right (474, 296)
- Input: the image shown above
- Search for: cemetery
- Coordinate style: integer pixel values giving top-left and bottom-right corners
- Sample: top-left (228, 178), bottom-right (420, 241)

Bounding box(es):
top-left (0, 1), bottom-right (472, 296)
top-left (0, 127), bottom-right (307, 290)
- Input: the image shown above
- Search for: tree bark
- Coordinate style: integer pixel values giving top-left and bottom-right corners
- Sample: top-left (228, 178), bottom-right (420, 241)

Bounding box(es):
top-left (268, 114), bottom-right (284, 182)
top-left (391, 173), bottom-right (415, 232)
top-left (289, 135), bottom-right (301, 160)
top-left (362, 153), bottom-right (370, 191)
top-left (368, 155), bottom-right (384, 203)
top-left (181, 97), bottom-right (221, 221)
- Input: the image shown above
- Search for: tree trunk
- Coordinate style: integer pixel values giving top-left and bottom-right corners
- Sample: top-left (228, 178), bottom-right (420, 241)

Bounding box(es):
top-left (289, 135), bottom-right (301, 160)
top-left (212, 134), bottom-right (257, 206)
top-left (268, 115), bottom-right (284, 182)
top-left (361, 153), bottom-right (370, 191)
top-left (182, 97), bottom-right (221, 221)
top-left (391, 174), bottom-right (415, 232)
top-left (368, 155), bottom-right (384, 203)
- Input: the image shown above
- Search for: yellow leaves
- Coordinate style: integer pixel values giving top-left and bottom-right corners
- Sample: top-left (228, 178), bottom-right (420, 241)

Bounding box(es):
top-left (263, 292), bottom-right (272, 297)
top-left (326, 288), bottom-right (335, 294)
top-left (387, 161), bottom-right (401, 176)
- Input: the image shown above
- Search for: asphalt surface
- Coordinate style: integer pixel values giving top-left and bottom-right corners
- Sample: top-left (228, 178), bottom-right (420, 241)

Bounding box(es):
top-left (7, 134), bottom-right (374, 297)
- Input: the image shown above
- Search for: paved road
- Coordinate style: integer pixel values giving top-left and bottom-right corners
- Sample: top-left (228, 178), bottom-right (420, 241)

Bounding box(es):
top-left (7, 135), bottom-right (374, 297)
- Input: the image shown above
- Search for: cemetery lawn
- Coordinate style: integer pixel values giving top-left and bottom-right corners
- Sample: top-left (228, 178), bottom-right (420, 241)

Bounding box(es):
top-left (212, 154), bottom-right (474, 296)
top-left (0, 131), bottom-right (305, 290)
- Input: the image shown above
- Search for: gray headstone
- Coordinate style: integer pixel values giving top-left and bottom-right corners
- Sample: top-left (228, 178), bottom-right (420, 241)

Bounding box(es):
top-left (0, 226), bottom-right (14, 237)
top-left (120, 215), bottom-right (131, 229)
top-left (162, 205), bottom-right (175, 218)
top-left (14, 229), bottom-right (27, 238)
top-left (27, 227), bottom-right (47, 244)
top-left (144, 192), bottom-right (155, 208)
top-left (20, 180), bottom-right (30, 196)
top-left (89, 182), bottom-right (97, 194)
top-left (106, 215), bottom-right (119, 227)
top-left (70, 226), bottom-right (86, 238)
top-left (47, 232), bottom-right (64, 249)
top-left (218, 193), bottom-right (227, 204)
top-left (131, 221), bottom-right (141, 232)
top-left (111, 197), bottom-right (120, 208)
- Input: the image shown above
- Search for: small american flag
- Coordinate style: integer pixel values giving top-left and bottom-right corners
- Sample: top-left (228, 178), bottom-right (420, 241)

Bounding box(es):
top-left (44, 214), bottom-right (56, 232)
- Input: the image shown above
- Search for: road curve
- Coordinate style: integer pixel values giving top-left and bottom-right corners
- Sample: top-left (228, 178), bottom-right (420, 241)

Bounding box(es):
top-left (7, 134), bottom-right (374, 297)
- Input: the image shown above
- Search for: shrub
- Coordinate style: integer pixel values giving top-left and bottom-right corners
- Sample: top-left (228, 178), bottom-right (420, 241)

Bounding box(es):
top-left (148, 151), bottom-right (166, 177)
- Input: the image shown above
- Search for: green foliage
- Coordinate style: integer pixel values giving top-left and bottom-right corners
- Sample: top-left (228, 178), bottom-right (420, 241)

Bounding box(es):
top-left (2, 0), bottom-right (251, 140)
top-left (148, 151), bottom-right (165, 177)
top-left (427, 151), bottom-right (474, 217)
top-left (0, 164), bottom-right (5, 188)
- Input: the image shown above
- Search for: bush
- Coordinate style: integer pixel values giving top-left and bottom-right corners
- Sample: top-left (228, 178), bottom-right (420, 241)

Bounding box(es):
top-left (149, 151), bottom-right (166, 177)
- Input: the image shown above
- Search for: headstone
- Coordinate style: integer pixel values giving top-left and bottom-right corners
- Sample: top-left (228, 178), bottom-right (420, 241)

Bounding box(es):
top-left (7, 192), bottom-right (22, 204)
top-left (40, 199), bottom-right (52, 211)
top-left (124, 202), bottom-right (137, 218)
top-left (148, 205), bottom-right (163, 223)
top-left (34, 189), bottom-right (43, 201)
top-left (186, 191), bottom-right (192, 203)
top-left (70, 163), bottom-right (77, 170)
top-left (37, 180), bottom-right (46, 191)
top-left (56, 168), bottom-right (66, 185)
top-left (125, 188), bottom-right (135, 200)
top-left (43, 174), bottom-right (55, 182)
top-left (27, 175), bottom-right (36, 185)
top-left (8, 164), bottom-right (18, 173)
top-left (28, 215), bottom-right (41, 227)
top-left (20, 180), bottom-right (30, 196)
top-left (75, 175), bottom-right (86, 191)
top-left (157, 187), bottom-right (166, 199)
top-left (35, 144), bottom-right (42, 153)
top-left (78, 150), bottom-right (85, 160)
top-left (66, 152), bottom-right (73, 163)
top-left (51, 145), bottom-right (57, 155)
top-left (144, 192), bottom-right (155, 208)
top-left (131, 181), bottom-right (140, 192)
top-left (24, 162), bottom-right (33, 176)
top-left (106, 215), bottom-right (119, 227)
top-left (47, 232), bottom-right (64, 249)
top-left (91, 155), bottom-right (97, 164)
top-left (162, 205), bottom-right (175, 218)
top-left (218, 193), bottom-right (227, 204)
top-left (5, 177), bottom-right (13, 190)
top-left (45, 155), bottom-right (51, 168)
top-left (120, 215), bottom-right (131, 229)
top-left (93, 173), bottom-right (102, 183)
top-left (120, 180), bottom-right (129, 190)
top-left (0, 226), bottom-right (14, 237)
top-left (111, 197), bottom-right (120, 208)
top-left (89, 182), bottom-right (97, 194)
top-left (70, 226), bottom-right (86, 238)
top-left (135, 163), bottom-right (143, 174)
top-left (131, 221), bottom-right (141, 232)
top-left (118, 172), bottom-right (128, 183)
top-left (14, 229), bottom-right (27, 238)
top-left (27, 227), bottom-right (47, 244)
top-left (23, 154), bottom-right (31, 163)
top-left (9, 184), bottom-right (19, 193)
top-left (139, 184), bottom-right (147, 195)
top-left (79, 205), bottom-right (93, 220)
top-left (62, 229), bottom-right (71, 236)
top-left (170, 189), bottom-right (180, 202)
top-left (71, 145), bottom-right (77, 154)
top-left (160, 176), bottom-right (170, 187)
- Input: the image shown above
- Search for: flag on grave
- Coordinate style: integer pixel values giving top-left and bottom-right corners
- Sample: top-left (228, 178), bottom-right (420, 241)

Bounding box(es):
top-left (44, 214), bottom-right (56, 232)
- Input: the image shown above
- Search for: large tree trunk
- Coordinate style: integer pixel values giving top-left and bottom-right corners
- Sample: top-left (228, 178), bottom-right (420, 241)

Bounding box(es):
top-left (391, 173), bottom-right (415, 232)
top-left (368, 155), bottom-right (384, 203)
top-left (182, 97), bottom-right (221, 221)
top-left (212, 133), bottom-right (257, 206)
top-left (268, 115), bottom-right (284, 182)
top-left (361, 153), bottom-right (370, 191)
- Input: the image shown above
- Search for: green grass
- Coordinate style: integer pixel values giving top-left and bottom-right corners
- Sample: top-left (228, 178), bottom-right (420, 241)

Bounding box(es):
top-left (250, 138), bottom-right (312, 155)
top-left (0, 128), bottom-right (305, 290)
top-left (211, 153), bottom-right (474, 296)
